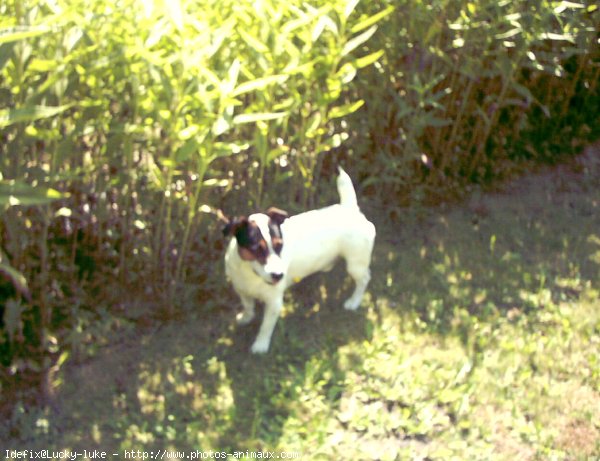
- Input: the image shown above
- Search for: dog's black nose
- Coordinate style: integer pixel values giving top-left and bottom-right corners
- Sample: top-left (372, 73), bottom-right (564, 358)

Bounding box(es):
top-left (270, 272), bottom-right (284, 283)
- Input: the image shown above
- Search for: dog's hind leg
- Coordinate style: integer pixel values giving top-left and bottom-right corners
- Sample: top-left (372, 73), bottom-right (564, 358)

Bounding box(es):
top-left (343, 263), bottom-right (371, 311)
top-left (342, 218), bottom-right (375, 311)
top-left (251, 298), bottom-right (283, 354)
top-left (236, 294), bottom-right (256, 325)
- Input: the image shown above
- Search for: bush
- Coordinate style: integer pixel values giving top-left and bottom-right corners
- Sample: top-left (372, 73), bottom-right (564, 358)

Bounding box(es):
top-left (351, 0), bottom-right (598, 204)
top-left (0, 0), bottom-right (597, 389)
top-left (0, 0), bottom-right (390, 386)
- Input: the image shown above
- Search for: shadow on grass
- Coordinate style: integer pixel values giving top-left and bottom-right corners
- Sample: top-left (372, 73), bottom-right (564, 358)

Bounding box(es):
top-left (3, 262), bottom-right (369, 453)
top-left (371, 164), bottom-right (599, 343)
top-left (3, 162), bottom-right (599, 455)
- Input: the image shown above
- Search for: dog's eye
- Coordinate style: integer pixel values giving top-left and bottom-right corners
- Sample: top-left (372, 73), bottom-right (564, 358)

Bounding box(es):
top-left (251, 241), bottom-right (269, 259)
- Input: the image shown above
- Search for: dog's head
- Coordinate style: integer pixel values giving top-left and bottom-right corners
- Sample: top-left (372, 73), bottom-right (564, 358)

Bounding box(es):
top-left (222, 207), bottom-right (289, 285)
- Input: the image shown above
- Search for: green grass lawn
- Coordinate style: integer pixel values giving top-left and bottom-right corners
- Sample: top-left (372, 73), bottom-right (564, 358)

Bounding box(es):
top-left (3, 155), bottom-right (599, 460)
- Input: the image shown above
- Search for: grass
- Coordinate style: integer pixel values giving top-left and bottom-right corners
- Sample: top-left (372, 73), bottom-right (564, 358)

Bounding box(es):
top-left (3, 152), bottom-right (600, 460)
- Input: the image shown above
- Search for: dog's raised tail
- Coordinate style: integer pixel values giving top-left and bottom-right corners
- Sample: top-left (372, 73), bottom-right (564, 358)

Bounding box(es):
top-left (337, 166), bottom-right (358, 208)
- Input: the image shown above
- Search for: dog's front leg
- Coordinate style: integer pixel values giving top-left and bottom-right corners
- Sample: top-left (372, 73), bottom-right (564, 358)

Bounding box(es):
top-left (236, 293), bottom-right (256, 325)
top-left (251, 297), bottom-right (283, 354)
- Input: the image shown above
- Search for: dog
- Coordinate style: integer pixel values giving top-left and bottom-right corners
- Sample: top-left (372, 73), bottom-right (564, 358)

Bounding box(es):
top-left (222, 167), bottom-right (376, 353)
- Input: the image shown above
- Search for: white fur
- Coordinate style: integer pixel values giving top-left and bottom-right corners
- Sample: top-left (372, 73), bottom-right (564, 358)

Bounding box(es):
top-left (225, 167), bottom-right (376, 353)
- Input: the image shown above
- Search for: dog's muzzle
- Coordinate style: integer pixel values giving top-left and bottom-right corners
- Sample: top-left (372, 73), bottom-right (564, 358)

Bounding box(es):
top-left (252, 268), bottom-right (284, 285)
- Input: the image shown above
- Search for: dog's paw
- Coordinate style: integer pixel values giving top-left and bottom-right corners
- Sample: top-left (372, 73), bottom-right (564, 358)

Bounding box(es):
top-left (250, 339), bottom-right (270, 354)
top-left (236, 310), bottom-right (255, 325)
top-left (344, 297), bottom-right (361, 310)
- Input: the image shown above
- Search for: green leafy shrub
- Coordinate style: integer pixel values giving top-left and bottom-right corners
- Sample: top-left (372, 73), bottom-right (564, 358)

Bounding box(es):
top-left (350, 0), bottom-right (598, 205)
top-left (0, 0), bottom-right (388, 386)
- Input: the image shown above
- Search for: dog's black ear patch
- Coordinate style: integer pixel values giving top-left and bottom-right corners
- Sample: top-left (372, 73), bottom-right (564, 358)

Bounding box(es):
top-left (266, 207), bottom-right (288, 226)
top-left (223, 218), bottom-right (261, 250)
top-left (222, 219), bottom-right (234, 237)
top-left (222, 216), bottom-right (247, 237)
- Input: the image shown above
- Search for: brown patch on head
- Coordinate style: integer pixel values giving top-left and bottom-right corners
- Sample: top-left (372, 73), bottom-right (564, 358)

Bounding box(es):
top-left (224, 210), bottom-right (286, 262)
top-left (225, 219), bottom-right (269, 264)
top-left (253, 238), bottom-right (269, 264)
top-left (238, 246), bottom-right (256, 261)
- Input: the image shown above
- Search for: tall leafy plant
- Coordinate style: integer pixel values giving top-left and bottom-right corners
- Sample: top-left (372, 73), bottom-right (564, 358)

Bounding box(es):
top-left (352, 0), bottom-right (598, 204)
top-left (1, 0), bottom-right (394, 384)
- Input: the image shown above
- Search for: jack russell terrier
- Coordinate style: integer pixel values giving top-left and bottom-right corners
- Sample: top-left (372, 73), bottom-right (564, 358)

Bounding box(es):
top-left (222, 167), bottom-right (376, 353)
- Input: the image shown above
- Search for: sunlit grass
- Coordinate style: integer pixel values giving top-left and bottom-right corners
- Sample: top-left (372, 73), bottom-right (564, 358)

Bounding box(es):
top-left (1, 1), bottom-right (599, 454)
top-left (4, 161), bottom-right (598, 460)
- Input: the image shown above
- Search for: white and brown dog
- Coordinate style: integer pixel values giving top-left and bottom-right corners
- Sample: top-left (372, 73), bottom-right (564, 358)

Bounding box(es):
top-left (222, 167), bottom-right (376, 353)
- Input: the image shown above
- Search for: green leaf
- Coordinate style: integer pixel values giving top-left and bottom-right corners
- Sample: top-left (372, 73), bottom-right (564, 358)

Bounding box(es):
top-left (344, 0), bottom-right (361, 20)
top-left (201, 68), bottom-right (221, 87)
top-left (342, 25), bottom-right (378, 57)
top-left (282, 14), bottom-right (315, 35)
top-left (165, 0), bottom-right (184, 31)
top-left (424, 19), bottom-right (442, 45)
top-left (213, 142), bottom-right (250, 157)
top-left (350, 6), bottom-right (394, 34)
top-left (539, 32), bottom-right (575, 43)
top-left (283, 58), bottom-right (319, 76)
top-left (232, 75), bottom-right (289, 97)
top-left (222, 59), bottom-right (241, 94)
top-left (175, 138), bottom-right (199, 162)
top-left (354, 49), bottom-right (385, 69)
top-left (203, 178), bottom-right (229, 188)
top-left (0, 26), bottom-right (50, 45)
top-left (554, 1), bottom-right (585, 13)
top-left (306, 112), bottom-right (323, 138)
top-left (312, 14), bottom-right (338, 42)
top-left (0, 252), bottom-right (30, 301)
top-left (178, 125), bottom-right (200, 141)
top-left (238, 28), bottom-right (269, 54)
top-left (495, 28), bottom-right (521, 40)
top-left (513, 82), bottom-right (534, 103)
top-left (267, 147), bottom-right (289, 162)
top-left (233, 112), bottom-right (287, 124)
top-left (0, 105), bottom-right (71, 128)
top-left (329, 100), bottom-right (364, 119)
top-left (213, 116), bottom-right (232, 136)
top-left (0, 43), bottom-right (13, 71)
top-left (425, 117), bottom-right (452, 128)
top-left (0, 180), bottom-right (65, 207)
top-left (336, 62), bottom-right (357, 84)
top-left (26, 58), bottom-right (57, 72)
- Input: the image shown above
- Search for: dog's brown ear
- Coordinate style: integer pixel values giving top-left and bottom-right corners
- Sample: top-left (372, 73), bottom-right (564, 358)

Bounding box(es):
top-left (266, 207), bottom-right (288, 226)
